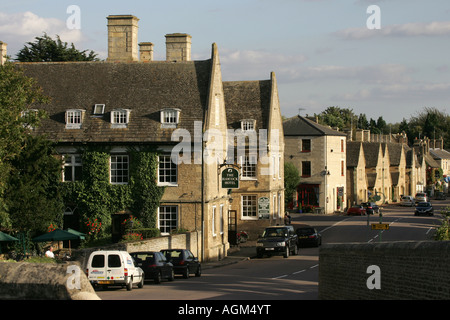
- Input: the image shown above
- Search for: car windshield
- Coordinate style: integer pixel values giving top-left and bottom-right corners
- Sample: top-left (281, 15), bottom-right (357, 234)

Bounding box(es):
top-left (417, 203), bottom-right (430, 207)
top-left (131, 252), bottom-right (155, 263)
top-left (262, 228), bottom-right (287, 238)
top-left (162, 250), bottom-right (182, 259)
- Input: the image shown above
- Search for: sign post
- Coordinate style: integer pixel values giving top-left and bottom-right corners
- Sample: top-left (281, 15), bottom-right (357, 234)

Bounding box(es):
top-left (258, 197), bottom-right (270, 219)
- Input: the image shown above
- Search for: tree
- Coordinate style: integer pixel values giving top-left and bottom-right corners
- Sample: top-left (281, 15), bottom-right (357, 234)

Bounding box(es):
top-left (0, 62), bottom-right (49, 229)
top-left (5, 135), bottom-right (63, 233)
top-left (16, 33), bottom-right (99, 62)
top-left (284, 162), bottom-right (300, 208)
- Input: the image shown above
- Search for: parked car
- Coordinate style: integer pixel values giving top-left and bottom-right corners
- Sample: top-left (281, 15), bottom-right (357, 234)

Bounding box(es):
top-left (346, 205), bottom-right (366, 216)
top-left (160, 249), bottom-right (201, 278)
top-left (256, 225), bottom-right (298, 258)
top-left (414, 202), bottom-right (434, 216)
top-left (361, 202), bottom-right (379, 214)
top-left (415, 192), bottom-right (428, 202)
top-left (130, 251), bottom-right (174, 284)
top-left (86, 250), bottom-right (144, 291)
top-left (435, 192), bottom-right (447, 200)
top-left (295, 225), bottom-right (322, 247)
top-left (401, 195), bottom-right (415, 206)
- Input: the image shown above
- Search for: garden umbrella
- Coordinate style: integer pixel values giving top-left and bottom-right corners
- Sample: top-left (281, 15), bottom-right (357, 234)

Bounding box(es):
top-left (66, 228), bottom-right (86, 240)
top-left (32, 229), bottom-right (84, 254)
top-left (0, 231), bottom-right (18, 254)
top-left (0, 231), bottom-right (19, 242)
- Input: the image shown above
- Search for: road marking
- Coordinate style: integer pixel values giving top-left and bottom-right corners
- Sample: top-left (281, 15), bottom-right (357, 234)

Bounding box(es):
top-left (310, 264), bottom-right (319, 269)
top-left (273, 274), bottom-right (288, 279)
top-left (293, 269), bottom-right (306, 275)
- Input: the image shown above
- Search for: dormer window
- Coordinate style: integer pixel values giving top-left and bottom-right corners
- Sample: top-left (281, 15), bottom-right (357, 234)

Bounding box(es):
top-left (111, 109), bottom-right (130, 128)
top-left (161, 108), bottom-right (181, 128)
top-left (241, 119), bottom-right (256, 131)
top-left (66, 109), bottom-right (84, 129)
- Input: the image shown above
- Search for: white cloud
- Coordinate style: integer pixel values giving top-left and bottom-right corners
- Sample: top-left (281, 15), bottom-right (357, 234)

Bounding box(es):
top-left (0, 11), bottom-right (84, 54)
top-left (335, 21), bottom-right (450, 40)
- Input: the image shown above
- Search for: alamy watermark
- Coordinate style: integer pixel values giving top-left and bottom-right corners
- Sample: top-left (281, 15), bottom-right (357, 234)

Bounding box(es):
top-left (366, 265), bottom-right (381, 290)
top-left (66, 5), bottom-right (81, 30)
top-left (367, 5), bottom-right (381, 30)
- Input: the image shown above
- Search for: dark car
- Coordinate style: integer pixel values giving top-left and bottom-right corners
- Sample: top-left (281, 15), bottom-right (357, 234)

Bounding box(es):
top-left (414, 202), bottom-right (434, 216)
top-left (361, 202), bottom-right (379, 214)
top-left (256, 225), bottom-right (298, 258)
top-left (130, 251), bottom-right (174, 284)
top-left (160, 249), bottom-right (201, 278)
top-left (296, 225), bottom-right (322, 247)
top-left (346, 205), bottom-right (366, 216)
top-left (435, 192), bottom-right (447, 200)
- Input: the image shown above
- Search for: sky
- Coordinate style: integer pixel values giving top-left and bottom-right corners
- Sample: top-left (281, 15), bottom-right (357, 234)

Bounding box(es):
top-left (0, 0), bottom-right (449, 124)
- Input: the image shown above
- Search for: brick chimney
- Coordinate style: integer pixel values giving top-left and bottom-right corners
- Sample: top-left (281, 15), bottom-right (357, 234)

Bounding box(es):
top-left (0, 41), bottom-right (7, 65)
top-left (139, 42), bottom-right (154, 62)
top-left (165, 33), bottom-right (191, 62)
top-left (107, 15), bottom-right (139, 62)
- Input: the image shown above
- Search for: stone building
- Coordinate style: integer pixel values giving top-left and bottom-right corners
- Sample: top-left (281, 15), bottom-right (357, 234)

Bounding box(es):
top-left (284, 116), bottom-right (346, 214)
top-left (7, 15), bottom-right (284, 261)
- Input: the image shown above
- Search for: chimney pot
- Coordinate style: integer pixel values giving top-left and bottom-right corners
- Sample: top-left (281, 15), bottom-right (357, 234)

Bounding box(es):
top-left (139, 42), bottom-right (154, 62)
top-left (107, 15), bottom-right (139, 62)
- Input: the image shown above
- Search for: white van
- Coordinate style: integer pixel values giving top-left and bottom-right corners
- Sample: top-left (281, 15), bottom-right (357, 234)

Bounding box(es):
top-left (86, 250), bottom-right (144, 291)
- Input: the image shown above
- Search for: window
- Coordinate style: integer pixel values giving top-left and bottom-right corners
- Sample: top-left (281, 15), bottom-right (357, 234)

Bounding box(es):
top-left (161, 108), bottom-right (181, 128)
top-left (241, 155), bottom-right (257, 179)
top-left (241, 195), bottom-right (257, 219)
top-left (111, 109), bottom-right (130, 128)
top-left (66, 109), bottom-right (83, 129)
top-left (212, 206), bottom-right (216, 236)
top-left (158, 206), bottom-right (178, 234)
top-left (341, 160), bottom-right (345, 176)
top-left (220, 204), bottom-right (224, 234)
top-left (110, 155), bottom-right (129, 184)
top-left (301, 139), bottom-right (311, 152)
top-left (302, 161), bottom-right (311, 177)
top-left (158, 155), bottom-right (178, 186)
top-left (63, 155), bottom-right (82, 182)
top-left (341, 139), bottom-right (344, 153)
top-left (93, 104), bottom-right (105, 115)
top-left (241, 119), bottom-right (255, 131)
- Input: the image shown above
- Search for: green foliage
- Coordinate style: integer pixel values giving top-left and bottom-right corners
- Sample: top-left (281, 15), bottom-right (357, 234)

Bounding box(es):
top-left (16, 33), bottom-right (99, 62)
top-left (61, 148), bottom-right (164, 238)
top-left (284, 162), bottom-right (300, 206)
top-left (5, 133), bottom-right (63, 234)
top-left (434, 207), bottom-right (450, 241)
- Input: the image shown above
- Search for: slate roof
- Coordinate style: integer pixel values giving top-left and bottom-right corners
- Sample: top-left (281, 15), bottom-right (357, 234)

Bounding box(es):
top-left (346, 141), bottom-right (363, 167)
top-left (283, 116), bottom-right (347, 137)
top-left (361, 142), bottom-right (382, 168)
top-left (430, 148), bottom-right (450, 160)
top-left (18, 60), bottom-right (212, 144)
top-left (223, 80), bottom-right (271, 131)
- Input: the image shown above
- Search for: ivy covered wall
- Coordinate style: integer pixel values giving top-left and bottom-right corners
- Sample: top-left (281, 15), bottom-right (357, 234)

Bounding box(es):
top-left (59, 147), bottom-right (164, 240)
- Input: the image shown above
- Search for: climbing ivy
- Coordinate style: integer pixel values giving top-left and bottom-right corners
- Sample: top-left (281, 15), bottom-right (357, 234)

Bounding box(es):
top-left (60, 147), bottom-right (164, 239)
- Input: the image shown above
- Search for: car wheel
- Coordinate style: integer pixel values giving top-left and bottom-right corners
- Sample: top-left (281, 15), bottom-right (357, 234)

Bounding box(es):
top-left (195, 265), bottom-right (201, 277)
top-left (182, 267), bottom-right (189, 279)
top-left (154, 272), bottom-right (162, 284)
top-left (126, 277), bottom-right (133, 291)
top-left (138, 275), bottom-right (144, 288)
top-left (292, 244), bottom-right (298, 255)
top-left (168, 269), bottom-right (175, 281)
top-left (284, 246), bottom-right (289, 258)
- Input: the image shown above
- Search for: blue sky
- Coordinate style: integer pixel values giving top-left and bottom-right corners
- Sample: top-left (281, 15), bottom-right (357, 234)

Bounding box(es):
top-left (1, 0), bottom-right (449, 123)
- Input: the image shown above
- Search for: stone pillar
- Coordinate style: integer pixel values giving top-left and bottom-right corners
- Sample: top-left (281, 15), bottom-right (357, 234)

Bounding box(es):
top-left (139, 42), bottom-right (154, 62)
top-left (0, 42), bottom-right (7, 65)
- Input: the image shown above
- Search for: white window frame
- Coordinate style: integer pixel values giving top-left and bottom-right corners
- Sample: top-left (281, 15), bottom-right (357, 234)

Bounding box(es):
top-left (111, 109), bottom-right (130, 128)
top-left (93, 104), bottom-right (105, 115)
top-left (241, 195), bottom-right (258, 220)
top-left (220, 204), bottom-right (224, 235)
top-left (161, 108), bottom-right (181, 128)
top-left (158, 206), bottom-right (178, 235)
top-left (110, 155), bottom-right (129, 185)
top-left (240, 154), bottom-right (257, 180)
top-left (62, 154), bottom-right (82, 182)
top-left (212, 206), bottom-right (217, 237)
top-left (158, 155), bottom-right (178, 186)
top-left (241, 119), bottom-right (256, 131)
top-left (65, 109), bottom-right (84, 129)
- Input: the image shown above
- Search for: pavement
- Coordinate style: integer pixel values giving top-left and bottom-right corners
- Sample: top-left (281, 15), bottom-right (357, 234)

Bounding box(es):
top-left (202, 241), bottom-right (257, 270)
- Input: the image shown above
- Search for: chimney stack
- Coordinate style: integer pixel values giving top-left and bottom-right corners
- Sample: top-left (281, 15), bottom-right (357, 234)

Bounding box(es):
top-left (139, 42), bottom-right (154, 62)
top-left (0, 42), bottom-right (7, 65)
top-left (165, 33), bottom-right (192, 62)
top-left (107, 15), bottom-right (139, 62)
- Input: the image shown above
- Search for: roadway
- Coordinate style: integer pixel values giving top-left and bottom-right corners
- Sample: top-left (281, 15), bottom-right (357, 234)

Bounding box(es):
top-left (96, 198), bottom-right (449, 301)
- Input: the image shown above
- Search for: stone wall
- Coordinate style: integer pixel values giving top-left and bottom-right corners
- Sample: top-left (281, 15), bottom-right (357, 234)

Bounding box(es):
top-left (319, 241), bottom-right (450, 299)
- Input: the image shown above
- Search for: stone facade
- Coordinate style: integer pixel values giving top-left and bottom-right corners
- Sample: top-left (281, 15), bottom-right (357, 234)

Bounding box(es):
top-left (0, 41), bottom-right (7, 65)
top-left (106, 15), bottom-right (139, 62)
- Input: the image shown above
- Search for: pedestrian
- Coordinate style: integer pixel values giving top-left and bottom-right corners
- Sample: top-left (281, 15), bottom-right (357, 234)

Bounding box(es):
top-left (284, 212), bottom-right (291, 225)
top-left (45, 246), bottom-right (55, 258)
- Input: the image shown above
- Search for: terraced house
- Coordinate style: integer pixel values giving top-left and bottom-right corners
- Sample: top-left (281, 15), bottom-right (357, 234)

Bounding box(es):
top-left (3, 15), bottom-right (285, 261)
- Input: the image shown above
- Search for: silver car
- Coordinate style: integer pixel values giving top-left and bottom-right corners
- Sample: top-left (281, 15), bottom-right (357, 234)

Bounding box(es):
top-left (401, 196), bottom-right (415, 206)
